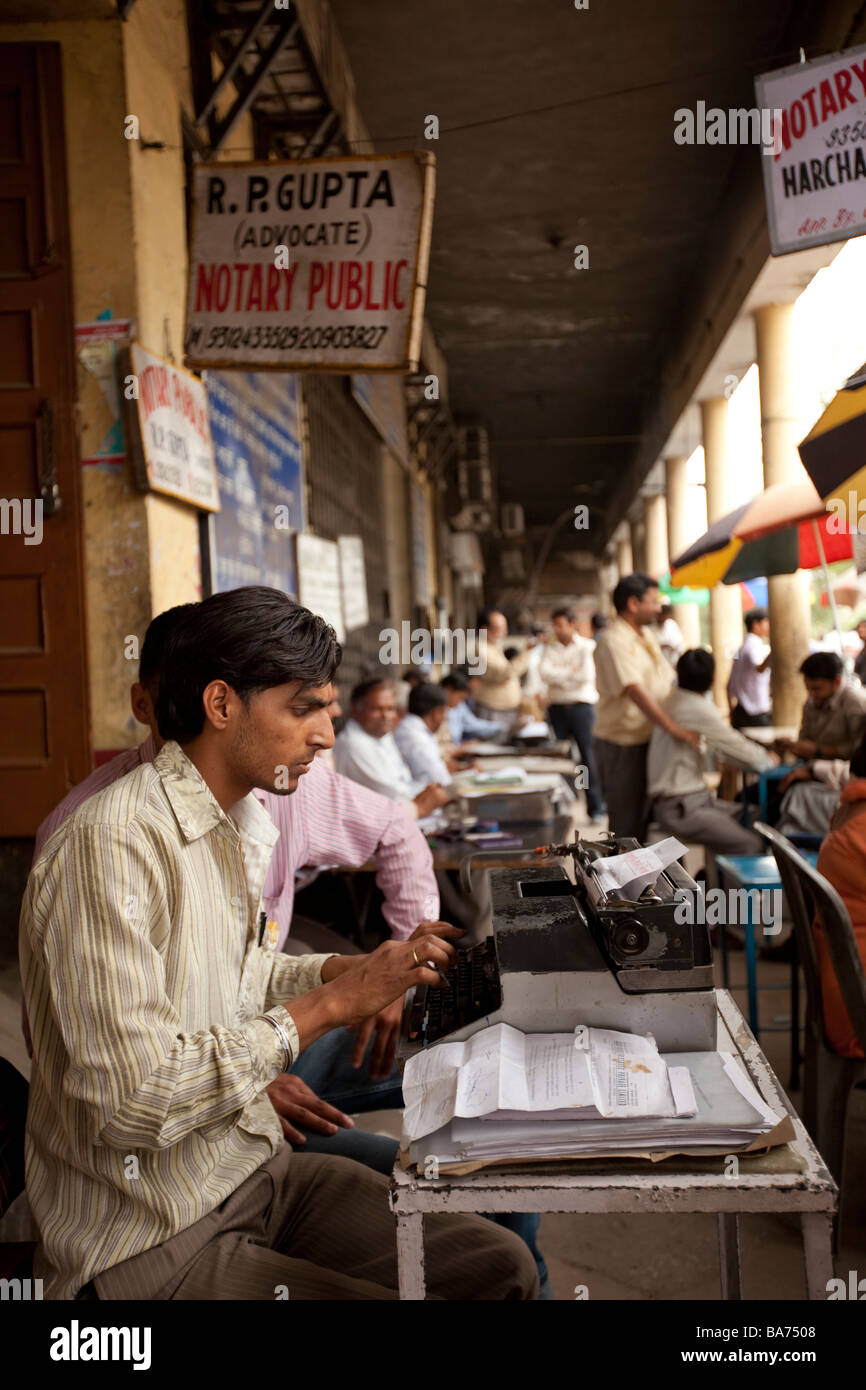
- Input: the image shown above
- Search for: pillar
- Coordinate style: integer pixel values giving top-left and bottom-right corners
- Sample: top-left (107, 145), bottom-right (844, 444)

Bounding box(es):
top-left (644, 493), bottom-right (668, 578)
top-left (665, 454), bottom-right (701, 649)
top-left (616, 530), bottom-right (633, 579)
top-left (630, 518), bottom-right (646, 574)
top-left (754, 303), bottom-right (812, 727)
top-left (701, 397), bottom-right (746, 711)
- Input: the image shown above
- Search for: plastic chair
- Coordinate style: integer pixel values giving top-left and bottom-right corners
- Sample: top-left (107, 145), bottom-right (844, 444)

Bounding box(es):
top-left (755, 821), bottom-right (866, 1228)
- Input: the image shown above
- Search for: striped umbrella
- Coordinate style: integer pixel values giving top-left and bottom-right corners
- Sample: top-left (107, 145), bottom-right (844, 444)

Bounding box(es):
top-left (669, 480), bottom-right (850, 588)
top-left (798, 361), bottom-right (866, 513)
top-left (670, 478), bottom-right (853, 644)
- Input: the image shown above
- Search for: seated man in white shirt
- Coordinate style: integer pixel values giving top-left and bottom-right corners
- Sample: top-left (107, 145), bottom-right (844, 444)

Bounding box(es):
top-left (394, 682), bottom-right (455, 787)
top-left (333, 677), bottom-right (450, 818)
top-left (648, 648), bottom-right (776, 855)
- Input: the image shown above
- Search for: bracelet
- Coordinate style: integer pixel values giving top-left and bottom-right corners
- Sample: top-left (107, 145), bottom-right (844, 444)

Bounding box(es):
top-left (257, 1012), bottom-right (295, 1073)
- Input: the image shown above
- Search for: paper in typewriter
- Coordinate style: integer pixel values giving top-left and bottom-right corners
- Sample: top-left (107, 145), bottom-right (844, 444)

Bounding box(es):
top-left (589, 836), bottom-right (688, 900)
top-left (401, 1022), bottom-right (693, 1144)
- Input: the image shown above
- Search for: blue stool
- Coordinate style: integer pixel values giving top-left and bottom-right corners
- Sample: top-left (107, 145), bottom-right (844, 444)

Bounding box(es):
top-left (714, 851), bottom-right (819, 1050)
top-left (741, 765), bottom-right (801, 828)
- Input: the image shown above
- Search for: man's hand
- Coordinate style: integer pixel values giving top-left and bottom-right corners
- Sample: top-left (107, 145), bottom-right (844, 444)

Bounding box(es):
top-left (785, 738), bottom-right (817, 759)
top-left (266, 1074), bottom-right (354, 1146)
top-left (779, 764), bottom-right (812, 794)
top-left (346, 921), bottom-right (464, 1077)
top-left (319, 922), bottom-right (462, 1030)
top-left (415, 783), bottom-right (451, 816)
top-left (348, 996), bottom-right (404, 1078)
top-left (672, 723), bottom-right (702, 750)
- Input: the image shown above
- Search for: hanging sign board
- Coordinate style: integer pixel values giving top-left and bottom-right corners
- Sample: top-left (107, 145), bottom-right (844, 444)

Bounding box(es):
top-left (338, 535), bottom-right (370, 632)
top-left (756, 45), bottom-right (866, 255)
top-left (126, 343), bottom-right (220, 510)
top-left (205, 372), bottom-right (304, 596)
top-left (184, 152), bottom-right (436, 373)
top-left (296, 533), bottom-right (346, 643)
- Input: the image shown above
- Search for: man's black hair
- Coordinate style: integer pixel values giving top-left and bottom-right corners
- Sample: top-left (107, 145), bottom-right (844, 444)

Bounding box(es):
top-left (677, 648), bottom-right (715, 694)
top-left (612, 572), bottom-right (658, 614)
top-left (477, 607), bottom-right (494, 628)
top-left (409, 683), bottom-right (449, 719)
top-left (744, 607), bottom-right (768, 632)
top-left (441, 671), bottom-right (471, 693)
top-left (350, 675), bottom-right (392, 706)
top-left (139, 603), bottom-right (198, 692)
top-left (402, 667), bottom-right (428, 686)
top-left (552, 607), bottom-right (575, 623)
top-left (800, 651), bottom-right (843, 682)
top-left (156, 586), bottom-right (341, 744)
top-left (591, 612), bottom-right (608, 633)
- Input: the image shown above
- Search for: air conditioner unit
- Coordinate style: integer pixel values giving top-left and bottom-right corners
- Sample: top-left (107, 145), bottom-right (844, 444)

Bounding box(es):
top-left (457, 425), bottom-right (492, 504)
top-left (501, 503), bottom-right (525, 538)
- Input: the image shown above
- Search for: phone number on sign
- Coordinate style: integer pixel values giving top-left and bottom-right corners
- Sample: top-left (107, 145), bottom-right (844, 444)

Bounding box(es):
top-left (190, 323), bottom-right (389, 353)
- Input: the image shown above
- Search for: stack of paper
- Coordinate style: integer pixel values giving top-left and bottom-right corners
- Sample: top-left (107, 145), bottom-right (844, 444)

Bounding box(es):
top-left (401, 1023), bottom-right (788, 1170)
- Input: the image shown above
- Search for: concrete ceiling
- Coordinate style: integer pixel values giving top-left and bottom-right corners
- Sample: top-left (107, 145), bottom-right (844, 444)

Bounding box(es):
top-left (331, 0), bottom-right (842, 555)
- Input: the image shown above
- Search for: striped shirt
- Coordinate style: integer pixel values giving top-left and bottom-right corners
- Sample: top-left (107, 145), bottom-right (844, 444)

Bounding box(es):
top-left (21, 740), bottom-right (335, 1300)
top-left (36, 739), bottom-right (438, 946)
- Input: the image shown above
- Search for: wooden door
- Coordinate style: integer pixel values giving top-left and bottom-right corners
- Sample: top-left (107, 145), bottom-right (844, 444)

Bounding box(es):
top-left (0, 43), bottom-right (90, 835)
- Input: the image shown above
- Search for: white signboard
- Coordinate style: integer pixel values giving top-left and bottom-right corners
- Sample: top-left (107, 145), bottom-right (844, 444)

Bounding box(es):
top-left (296, 533), bottom-right (345, 643)
top-left (185, 152), bottom-right (436, 372)
top-left (338, 535), bottom-right (370, 632)
top-left (756, 45), bottom-right (866, 255)
top-left (128, 343), bottom-right (219, 510)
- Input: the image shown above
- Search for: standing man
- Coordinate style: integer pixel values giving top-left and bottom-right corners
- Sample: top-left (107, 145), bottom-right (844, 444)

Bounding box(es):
top-left (538, 607), bottom-right (605, 824)
top-left (21, 587), bottom-right (535, 1301)
top-left (472, 609), bottom-right (530, 732)
top-left (728, 608), bottom-right (772, 729)
top-left (593, 573), bottom-right (700, 840)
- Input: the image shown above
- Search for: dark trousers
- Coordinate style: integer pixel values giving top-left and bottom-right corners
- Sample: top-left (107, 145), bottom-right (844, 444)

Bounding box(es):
top-left (593, 738), bottom-right (649, 840)
top-left (547, 702), bottom-right (604, 816)
top-left (730, 706), bottom-right (772, 730)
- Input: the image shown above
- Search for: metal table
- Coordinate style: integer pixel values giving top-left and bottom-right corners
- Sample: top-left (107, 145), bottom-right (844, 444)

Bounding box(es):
top-left (389, 990), bottom-right (837, 1300)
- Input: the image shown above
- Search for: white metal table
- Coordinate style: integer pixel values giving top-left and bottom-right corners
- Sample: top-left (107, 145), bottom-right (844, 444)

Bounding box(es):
top-left (389, 991), bottom-right (837, 1300)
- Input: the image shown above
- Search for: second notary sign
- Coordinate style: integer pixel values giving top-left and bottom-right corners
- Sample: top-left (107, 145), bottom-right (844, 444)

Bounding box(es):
top-left (184, 152), bottom-right (436, 373)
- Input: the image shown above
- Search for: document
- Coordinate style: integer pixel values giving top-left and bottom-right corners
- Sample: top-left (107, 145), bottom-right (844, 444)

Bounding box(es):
top-left (406, 1048), bottom-right (788, 1168)
top-left (401, 1022), bottom-right (692, 1143)
top-left (589, 837), bottom-right (688, 900)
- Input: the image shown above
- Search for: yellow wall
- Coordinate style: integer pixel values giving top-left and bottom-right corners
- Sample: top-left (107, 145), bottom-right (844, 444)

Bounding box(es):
top-left (2, 6), bottom-right (257, 749)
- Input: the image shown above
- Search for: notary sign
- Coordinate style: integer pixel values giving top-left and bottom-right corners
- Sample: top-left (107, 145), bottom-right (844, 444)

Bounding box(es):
top-left (127, 343), bottom-right (220, 510)
top-left (184, 152), bottom-right (436, 372)
top-left (756, 45), bottom-right (866, 255)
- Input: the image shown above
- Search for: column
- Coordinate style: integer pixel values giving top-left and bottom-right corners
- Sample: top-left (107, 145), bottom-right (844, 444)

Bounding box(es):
top-left (629, 517), bottom-right (646, 573)
top-left (754, 303), bottom-right (812, 727)
top-left (701, 396), bottom-right (746, 711)
top-left (665, 454), bottom-right (701, 649)
top-left (643, 493), bottom-right (668, 578)
top-left (616, 529), bottom-right (633, 579)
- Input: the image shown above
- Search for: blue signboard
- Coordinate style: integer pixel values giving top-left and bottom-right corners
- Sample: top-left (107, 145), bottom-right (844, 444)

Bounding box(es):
top-left (204, 372), bottom-right (304, 596)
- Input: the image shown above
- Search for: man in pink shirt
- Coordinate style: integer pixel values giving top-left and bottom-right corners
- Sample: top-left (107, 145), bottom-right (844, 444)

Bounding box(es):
top-left (33, 604), bottom-right (439, 1174)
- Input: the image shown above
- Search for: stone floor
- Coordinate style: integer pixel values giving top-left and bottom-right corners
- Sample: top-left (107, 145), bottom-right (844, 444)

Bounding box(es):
top-left (2, 801), bottom-right (864, 1300)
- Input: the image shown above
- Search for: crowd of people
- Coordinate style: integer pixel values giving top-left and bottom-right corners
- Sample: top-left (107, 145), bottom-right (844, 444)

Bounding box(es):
top-left (13, 573), bottom-right (866, 1303)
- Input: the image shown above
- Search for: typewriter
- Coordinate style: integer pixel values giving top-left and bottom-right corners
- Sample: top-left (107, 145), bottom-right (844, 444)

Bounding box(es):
top-left (399, 835), bottom-right (716, 1057)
